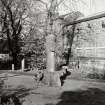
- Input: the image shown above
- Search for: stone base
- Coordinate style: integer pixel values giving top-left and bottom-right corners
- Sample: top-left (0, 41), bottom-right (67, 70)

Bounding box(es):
top-left (42, 67), bottom-right (71, 87)
top-left (42, 71), bottom-right (61, 87)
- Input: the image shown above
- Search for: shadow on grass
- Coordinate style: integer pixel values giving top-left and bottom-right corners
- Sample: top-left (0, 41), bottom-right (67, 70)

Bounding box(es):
top-left (0, 85), bottom-right (34, 105)
top-left (46, 88), bottom-right (105, 105)
top-left (57, 88), bottom-right (105, 105)
top-left (1, 85), bottom-right (33, 98)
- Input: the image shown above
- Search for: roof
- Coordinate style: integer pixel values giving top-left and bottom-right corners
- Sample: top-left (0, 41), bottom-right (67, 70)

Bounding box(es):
top-left (64, 11), bottom-right (105, 27)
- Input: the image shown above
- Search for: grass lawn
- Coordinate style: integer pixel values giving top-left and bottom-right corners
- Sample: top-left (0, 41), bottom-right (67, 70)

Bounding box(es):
top-left (1, 73), bottom-right (105, 105)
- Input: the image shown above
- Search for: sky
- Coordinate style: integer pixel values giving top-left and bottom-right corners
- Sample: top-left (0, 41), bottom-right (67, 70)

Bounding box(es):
top-left (58, 0), bottom-right (105, 16)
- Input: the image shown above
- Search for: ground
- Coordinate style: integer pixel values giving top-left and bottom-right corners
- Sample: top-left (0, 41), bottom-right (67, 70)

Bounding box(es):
top-left (1, 72), bottom-right (105, 105)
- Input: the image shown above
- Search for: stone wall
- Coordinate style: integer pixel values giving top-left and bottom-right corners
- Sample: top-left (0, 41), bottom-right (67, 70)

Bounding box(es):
top-left (71, 17), bottom-right (105, 78)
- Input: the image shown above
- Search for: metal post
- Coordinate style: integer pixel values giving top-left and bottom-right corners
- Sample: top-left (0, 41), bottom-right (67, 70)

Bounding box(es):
top-left (21, 58), bottom-right (25, 71)
top-left (12, 64), bottom-right (14, 71)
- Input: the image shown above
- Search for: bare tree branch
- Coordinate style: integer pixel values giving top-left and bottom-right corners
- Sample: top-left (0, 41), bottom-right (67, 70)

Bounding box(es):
top-left (78, 0), bottom-right (88, 7)
top-left (56, 0), bottom-right (66, 7)
top-left (13, 1), bottom-right (22, 18)
top-left (36, 0), bottom-right (48, 10)
top-left (62, 2), bottom-right (73, 12)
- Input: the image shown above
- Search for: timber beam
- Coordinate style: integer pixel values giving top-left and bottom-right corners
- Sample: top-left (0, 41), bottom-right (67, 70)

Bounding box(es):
top-left (64, 11), bottom-right (105, 27)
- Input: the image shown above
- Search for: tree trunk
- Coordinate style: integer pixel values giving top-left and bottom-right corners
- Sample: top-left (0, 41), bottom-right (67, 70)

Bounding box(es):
top-left (43, 0), bottom-right (62, 86)
top-left (65, 25), bottom-right (76, 65)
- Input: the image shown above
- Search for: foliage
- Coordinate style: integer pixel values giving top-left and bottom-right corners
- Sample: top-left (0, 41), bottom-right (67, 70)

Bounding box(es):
top-left (0, 79), bottom-right (4, 90)
top-left (0, 0), bottom-right (90, 71)
top-left (21, 38), bottom-right (46, 70)
top-left (86, 68), bottom-right (105, 80)
top-left (0, 0), bottom-right (28, 69)
top-left (61, 11), bottom-right (84, 66)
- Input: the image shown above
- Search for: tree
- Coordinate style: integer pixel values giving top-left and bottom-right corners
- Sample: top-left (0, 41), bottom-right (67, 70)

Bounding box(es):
top-left (24, 0), bottom-right (88, 86)
top-left (62, 11), bottom-right (84, 65)
top-left (0, 0), bottom-right (28, 69)
top-left (20, 1), bottom-right (47, 70)
top-left (0, 0), bottom-right (88, 85)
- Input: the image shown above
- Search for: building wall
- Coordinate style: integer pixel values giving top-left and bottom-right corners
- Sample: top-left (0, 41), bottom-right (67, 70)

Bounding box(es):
top-left (72, 17), bottom-right (105, 77)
